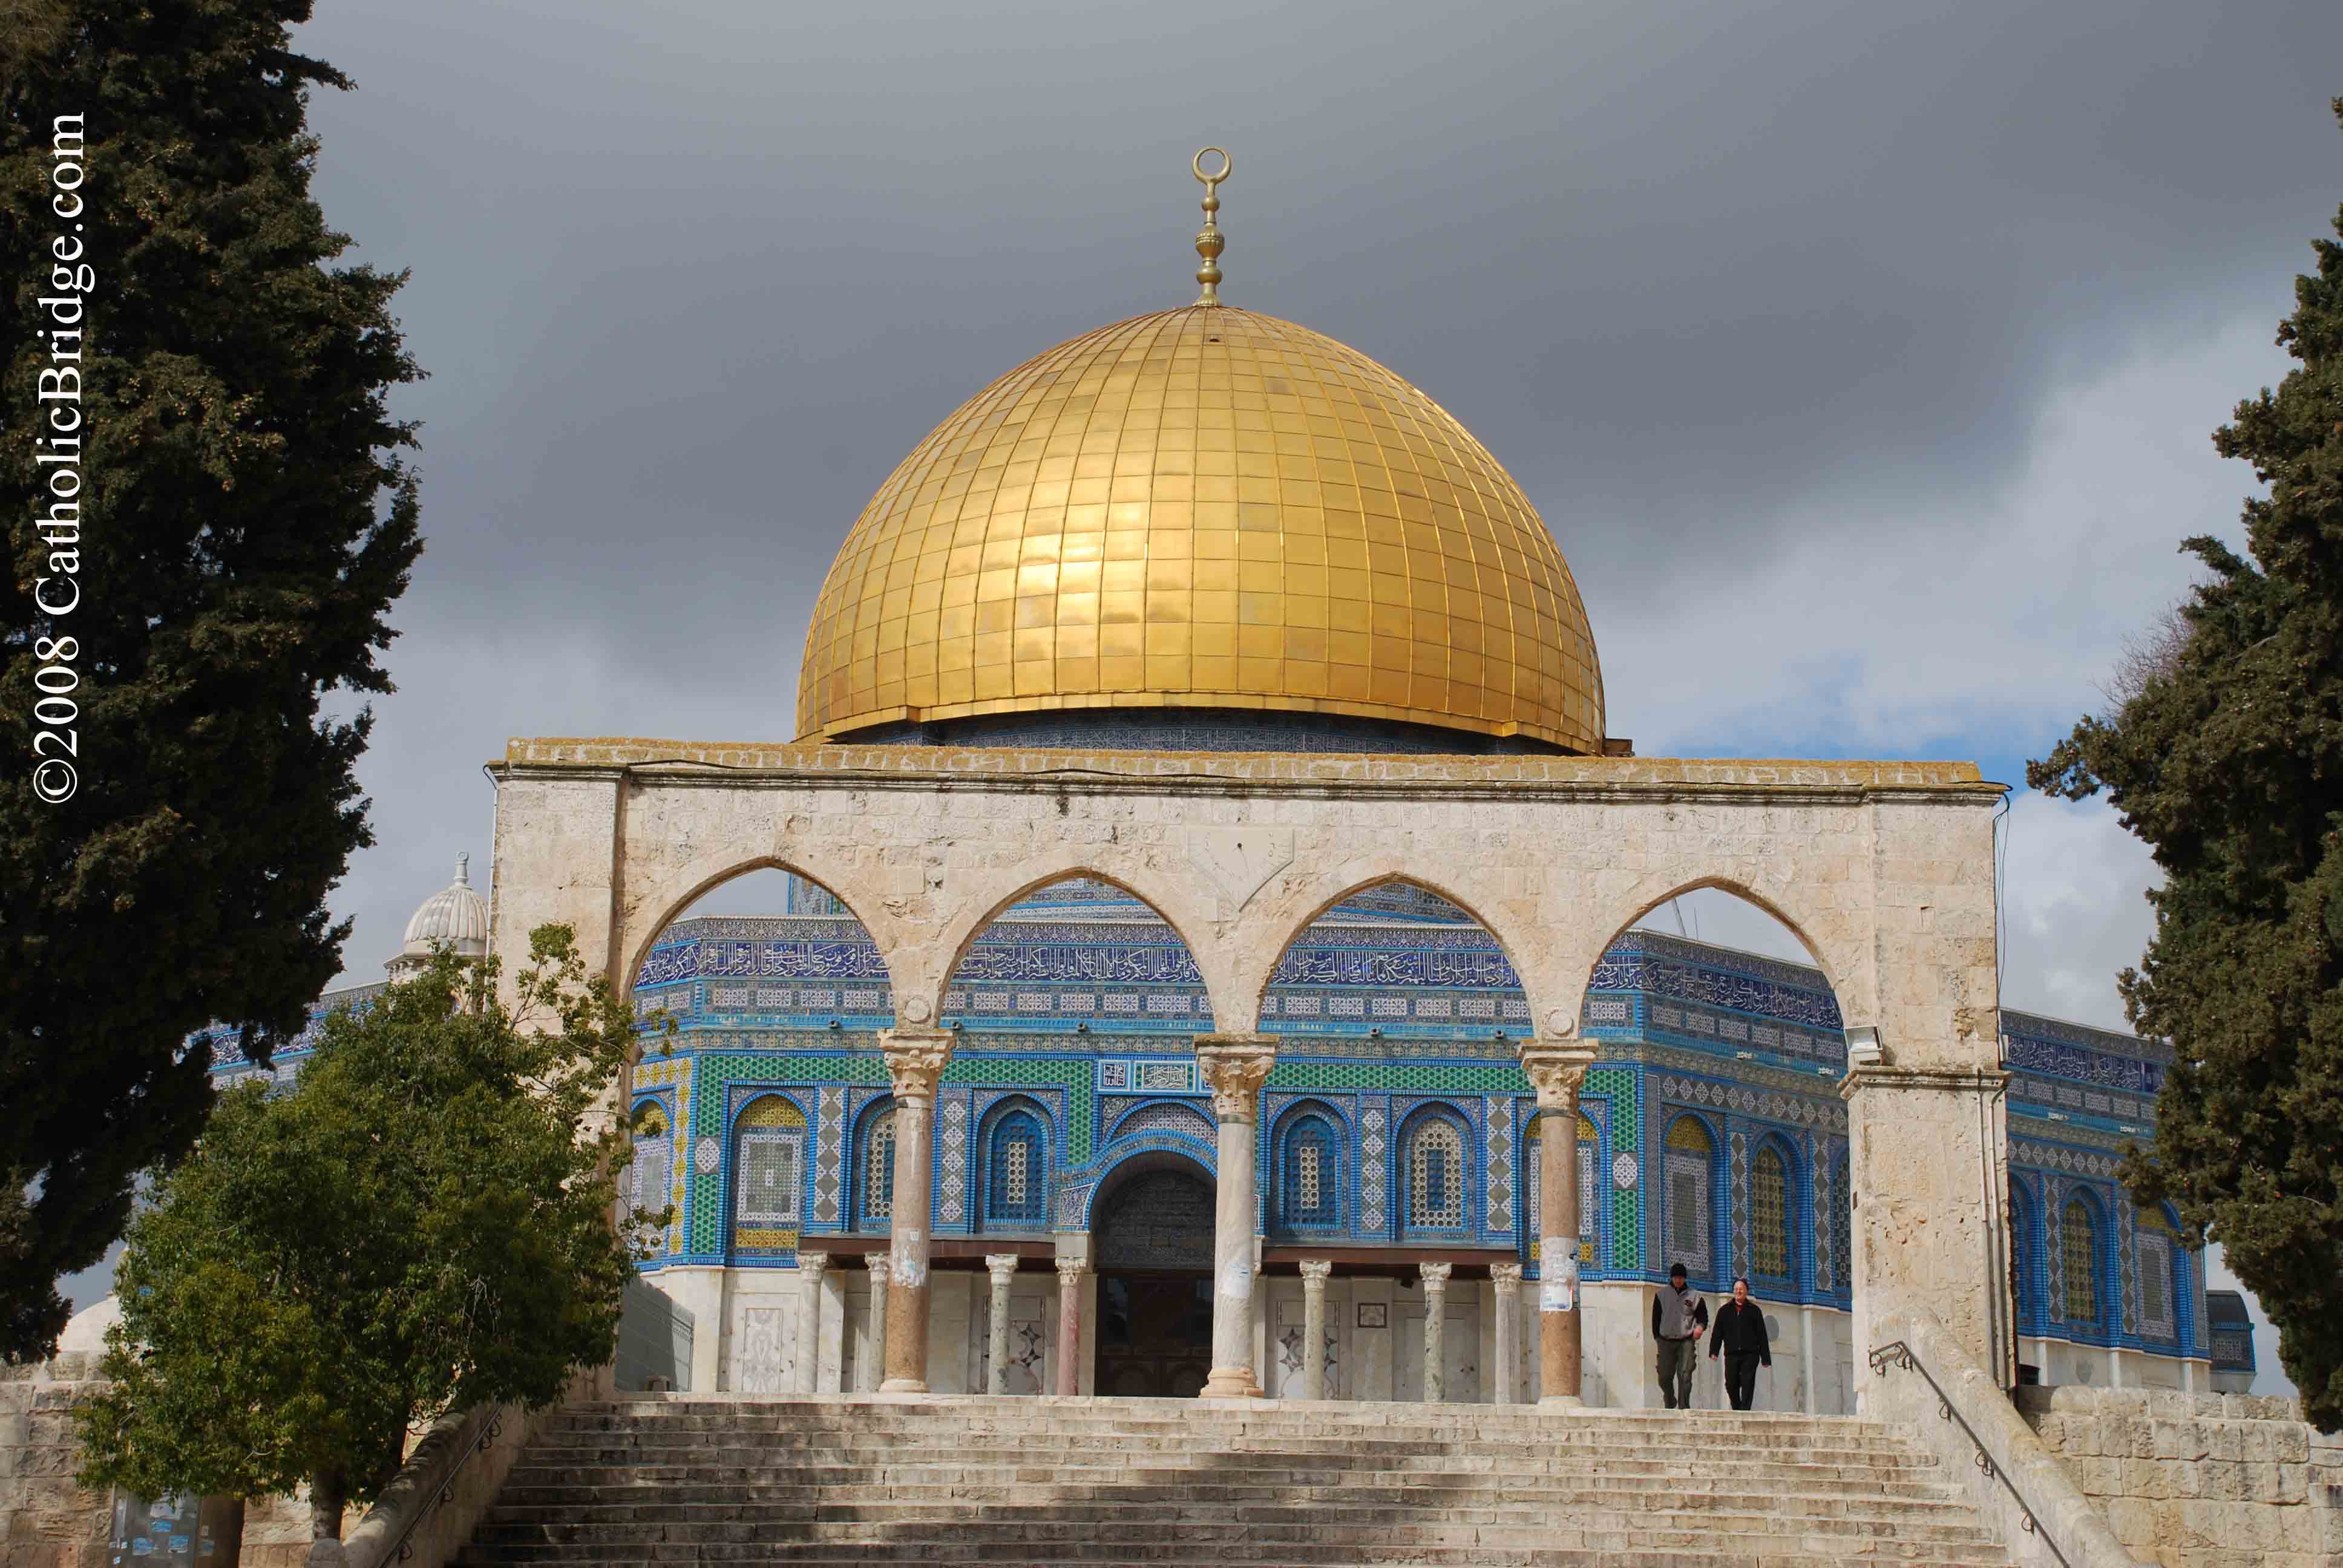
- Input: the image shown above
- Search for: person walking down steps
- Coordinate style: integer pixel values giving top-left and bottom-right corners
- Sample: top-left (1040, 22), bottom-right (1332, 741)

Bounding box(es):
top-left (1651, 1263), bottom-right (1708, 1409)
top-left (1709, 1276), bottom-right (1772, 1411)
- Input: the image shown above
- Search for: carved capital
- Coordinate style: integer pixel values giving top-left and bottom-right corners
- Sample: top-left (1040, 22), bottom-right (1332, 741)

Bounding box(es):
top-left (863, 1252), bottom-right (893, 1285)
top-left (1417, 1260), bottom-right (1452, 1289)
top-left (799, 1251), bottom-right (830, 1282)
top-left (1519, 1044), bottom-right (1598, 1110)
top-left (1489, 1261), bottom-right (1524, 1295)
top-left (984, 1252), bottom-right (1021, 1285)
top-left (1194, 1036), bottom-right (1276, 1120)
top-left (1297, 1258), bottom-right (1334, 1289)
top-left (1055, 1256), bottom-right (1090, 1285)
top-left (880, 1028), bottom-right (954, 1100)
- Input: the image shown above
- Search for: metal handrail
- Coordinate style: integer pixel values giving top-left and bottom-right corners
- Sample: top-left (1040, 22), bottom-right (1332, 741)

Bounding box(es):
top-left (382, 1406), bottom-right (505, 1565)
top-left (1868, 1341), bottom-right (2065, 1568)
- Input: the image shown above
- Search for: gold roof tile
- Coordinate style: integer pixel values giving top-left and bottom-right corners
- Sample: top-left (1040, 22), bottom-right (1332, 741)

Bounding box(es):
top-left (797, 306), bottom-right (1605, 751)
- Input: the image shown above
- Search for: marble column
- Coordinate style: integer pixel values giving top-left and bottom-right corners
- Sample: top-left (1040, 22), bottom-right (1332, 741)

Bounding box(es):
top-left (1196, 1034), bottom-right (1276, 1399)
top-left (1522, 1044), bottom-right (1597, 1406)
top-left (985, 1253), bottom-right (1020, 1394)
top-left (861, 1253), bottom-right (891, 1392)
top-left (1298, 1259), bottom-right (1332, 1402)
top-left (1054, 1258), bottom-right (1087, 1396)
top-left (796, 1252), bottom-right (830, 1394)
top-left (1489, 1261), bottom-right (1522, 1404)
top-left (1419, 1262), bottom-right (1452, 1402)
top-left (879, 1029), bottom-right (952, 1394)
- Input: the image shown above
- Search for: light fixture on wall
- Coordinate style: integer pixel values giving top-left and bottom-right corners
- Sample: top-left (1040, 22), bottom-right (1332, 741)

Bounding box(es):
top-left (828, 1019), bottom-right (842, 1030)
top-left (1844, 1025), bottom-right (1883, 1068)
top-left (1369, 1027), bottom-right (1382, 1039)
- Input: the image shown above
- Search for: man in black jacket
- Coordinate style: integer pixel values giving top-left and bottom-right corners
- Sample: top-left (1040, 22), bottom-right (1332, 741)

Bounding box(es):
top-left (1707, 1276), bottom-right (1771, 1410)
top-left (1650, 1263), bottom-right (1708, 1408)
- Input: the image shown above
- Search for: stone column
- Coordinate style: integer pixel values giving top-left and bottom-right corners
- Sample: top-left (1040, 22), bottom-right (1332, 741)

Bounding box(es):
top-left (1054, 1258), bottom-right (1086, 1396)
top-left (1490, 1261), bottom-right (1522, 1405)
top-left (1299, 1259), bottom-right (1332, 1402)
top-left (879, 1029), bottom-right (952, 1394)
top-left (1419, 1261), bottom-right (1452, 1402)
top-left (985, 1253), bottom-right (1020, 1394)
top-left (1522, 1044), bottom-right (1596, 1406)
top-left (796, 1252), bottom-right (830, 1394)
top-left (1196, 1034), bottom-right (1276, 1399)
top-left (861, 1253), bottom-right (892, 1392)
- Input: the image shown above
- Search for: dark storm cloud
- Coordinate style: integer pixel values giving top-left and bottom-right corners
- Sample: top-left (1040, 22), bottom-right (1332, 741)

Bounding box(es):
top-left (274, 0), bottom-right (2341, 985)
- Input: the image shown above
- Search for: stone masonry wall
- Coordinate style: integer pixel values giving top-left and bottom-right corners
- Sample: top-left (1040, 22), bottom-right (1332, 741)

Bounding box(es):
top-left (2, 1356), bottom-right (323, 1568)
top-left (2017, 1385), bottom-right (2343, 1568)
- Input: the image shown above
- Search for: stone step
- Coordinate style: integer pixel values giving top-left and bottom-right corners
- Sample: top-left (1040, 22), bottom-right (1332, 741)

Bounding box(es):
top-left (454, 1533), bottom-right (2011, 1566)
top-left (491, 1472), bottom-right (1968, 1509)
top-left (461, 1398), bottom-right (2013, 1568)
top-left (474, 1501), bottom-right (1997, 1539)
top-left (502, 1457), bottom-right (1943, 1492)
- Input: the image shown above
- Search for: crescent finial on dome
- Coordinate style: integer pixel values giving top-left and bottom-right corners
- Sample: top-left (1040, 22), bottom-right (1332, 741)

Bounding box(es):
top-left (1192, 146), bottom-right (1230, 305)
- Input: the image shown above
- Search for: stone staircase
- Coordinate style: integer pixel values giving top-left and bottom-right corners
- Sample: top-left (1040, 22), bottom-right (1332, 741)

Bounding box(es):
top-left (455, 1396), bottom-right (2017, 1567)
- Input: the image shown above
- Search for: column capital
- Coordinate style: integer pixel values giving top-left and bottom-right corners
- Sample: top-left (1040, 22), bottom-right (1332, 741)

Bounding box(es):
top-left (1298, 1258), bottom-right (1334, 1287)
top-left (799, 1251), bottom-right (831, 1281)
top-left (863, 1252), bottom-right (893, 1285)
top-left (985, 1252), bottom-right (1021, 1285)
top-left (1054, 1255), bottom-right (1090, 1284)
top-left (880, 1028), bottom-right (954, 1099)
top-left (1489, 1261), bottom-right (1523, 1294)
top-left (1417, 1260), bottom-right (1453, 1288)
top-left (1519, 1044), bottom-right (1599, 1109)
top-left (1195, 1035), bottom-right (1276, 1119)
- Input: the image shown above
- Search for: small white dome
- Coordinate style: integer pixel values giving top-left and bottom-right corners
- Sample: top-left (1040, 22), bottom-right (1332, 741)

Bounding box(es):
top-left (57, 1293), bottom-right (121, 1357)
top-left (399, 854), bottom-right (489, 958)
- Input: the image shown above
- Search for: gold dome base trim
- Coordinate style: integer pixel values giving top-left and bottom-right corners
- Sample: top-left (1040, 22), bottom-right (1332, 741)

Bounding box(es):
top-left (806, 690), bottom-right (1573, 749)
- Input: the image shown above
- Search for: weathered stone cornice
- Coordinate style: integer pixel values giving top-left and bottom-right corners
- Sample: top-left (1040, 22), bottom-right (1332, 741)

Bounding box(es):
top-left (493, 737), bottom-right (2004, 805)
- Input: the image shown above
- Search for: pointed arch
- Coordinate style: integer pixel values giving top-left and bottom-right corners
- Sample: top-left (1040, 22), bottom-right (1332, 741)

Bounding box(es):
top-left (2060, 1189), bottom-right (2108, 1335)
top-left (623, 855), bottom-right (901, 1010)
top-left (926, 859), bottom-right (1237, 1031)
top-left (729, 1091), bottom-right (810, 1263)
top-left (977, 1093), bottom-right (1054, 1233)
top-left (1270, 1098), bottom-right (1348, 1235)
top-left (1748, 1134), bottom-right (1799, 1286)
top-left (1251, 874), bottom-right (1536, 1044)
top-left (1236, 866), bottom-right (1556, 1037)
top-left (932, 869), bottom-right (1227, 1037)
top-left (851, 1096), bottom-right (897, 1232)
top-left (1660, 1111), bottom-right (1722, 1287)
top-left (1397, 1102), bottom-right (1474, 1235)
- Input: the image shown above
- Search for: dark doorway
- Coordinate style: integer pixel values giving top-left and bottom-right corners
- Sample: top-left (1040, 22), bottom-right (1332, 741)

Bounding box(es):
top-left (1092, 1164), bottom-right (1214, 1397)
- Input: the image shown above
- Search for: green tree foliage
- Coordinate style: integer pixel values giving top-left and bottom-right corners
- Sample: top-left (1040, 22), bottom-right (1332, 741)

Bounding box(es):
top-left (73, 930), bottom-right (658, 1537)
top-left (0, 1), bottom-right (421, 1359)
top-left (2031, 100), bottom-right (2343, 1433)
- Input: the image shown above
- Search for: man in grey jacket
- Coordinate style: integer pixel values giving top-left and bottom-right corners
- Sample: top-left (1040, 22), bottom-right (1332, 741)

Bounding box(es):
top-left (1650, 1263), bottom-right (1709, 1409)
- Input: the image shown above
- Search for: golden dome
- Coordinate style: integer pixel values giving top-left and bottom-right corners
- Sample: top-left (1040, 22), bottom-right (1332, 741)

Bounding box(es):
top-left (796, 304), bottom-right (1605, 751)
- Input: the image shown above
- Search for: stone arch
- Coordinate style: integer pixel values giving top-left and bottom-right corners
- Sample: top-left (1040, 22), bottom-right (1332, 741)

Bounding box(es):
top-left (620, 854), bottom-right (901, 1016)
top-left (1081, 1146), bottom-right (1216, 1238)
top-left (924, 863), bottom-right (1236, 1034)
top-left (1543, 873), bottom-right (1869, 1045)
top-left (923, 855), bottom-right (1237, 1033)
top-left (1236, 866), bottom-right (1556, 1034)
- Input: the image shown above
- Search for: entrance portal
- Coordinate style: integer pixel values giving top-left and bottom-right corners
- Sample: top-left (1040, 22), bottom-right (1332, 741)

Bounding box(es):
top-left (1093, 1165), bottom-right (1216, 1397)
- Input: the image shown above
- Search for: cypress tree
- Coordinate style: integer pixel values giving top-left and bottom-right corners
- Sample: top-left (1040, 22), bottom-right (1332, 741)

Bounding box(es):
top-left (0, 1), bottom-right (419, 1361)
top-left (2031, 101), bottom-right (2343, 1431)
